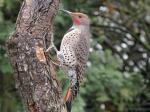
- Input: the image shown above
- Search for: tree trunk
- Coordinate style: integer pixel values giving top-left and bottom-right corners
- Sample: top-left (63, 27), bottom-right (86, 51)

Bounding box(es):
top-left (6, 0), bottom-right (67, 112)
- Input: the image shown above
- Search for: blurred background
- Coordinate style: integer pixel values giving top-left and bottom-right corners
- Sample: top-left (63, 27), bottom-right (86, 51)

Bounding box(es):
top-left (0, 0), bottom-right (150, 112)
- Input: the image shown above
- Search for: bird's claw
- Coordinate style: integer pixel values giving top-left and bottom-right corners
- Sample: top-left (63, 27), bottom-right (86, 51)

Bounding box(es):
top-left (51, 59), bottom-right (61, 67)
top-left (45, 44), bottom-right (58, 53)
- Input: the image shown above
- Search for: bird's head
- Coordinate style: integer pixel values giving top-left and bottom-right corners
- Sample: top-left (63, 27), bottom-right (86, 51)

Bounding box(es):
top-left (60, 9), bottom-right (90, 26)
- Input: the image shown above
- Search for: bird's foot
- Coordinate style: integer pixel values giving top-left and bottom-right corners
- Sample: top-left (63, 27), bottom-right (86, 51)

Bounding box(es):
top-left (45, 43), bottom-right (58, 53)
top-left (51, 59), bottom-right (61, 67)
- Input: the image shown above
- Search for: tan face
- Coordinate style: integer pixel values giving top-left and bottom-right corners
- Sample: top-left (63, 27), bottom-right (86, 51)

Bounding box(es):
top-left (70, 12), bottom-right (90, 26)
top-left (60, 10), bottom-right (90, 26)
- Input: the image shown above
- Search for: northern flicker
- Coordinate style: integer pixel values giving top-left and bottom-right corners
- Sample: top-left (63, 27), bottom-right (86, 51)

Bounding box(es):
top-left (47, 10), bottom-right (91, 112)
top-left (59, 10), bottom-right (91, 112)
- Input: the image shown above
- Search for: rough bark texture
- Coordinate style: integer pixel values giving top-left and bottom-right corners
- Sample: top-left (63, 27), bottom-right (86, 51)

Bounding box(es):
top-left (6, 0), bottom-right (67, 112)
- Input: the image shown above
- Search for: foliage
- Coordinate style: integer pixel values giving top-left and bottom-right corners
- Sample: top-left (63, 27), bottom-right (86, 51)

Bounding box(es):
top-left (0, 0), bottom-right (150, 112)
top-left (82, 49), bottom-right (144, 112)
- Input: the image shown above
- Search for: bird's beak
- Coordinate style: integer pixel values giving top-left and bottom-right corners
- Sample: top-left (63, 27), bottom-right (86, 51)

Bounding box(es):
top-left (59, 9), bottom-right (72, 15)
top-left (59, 9), bottom-right (80, 25)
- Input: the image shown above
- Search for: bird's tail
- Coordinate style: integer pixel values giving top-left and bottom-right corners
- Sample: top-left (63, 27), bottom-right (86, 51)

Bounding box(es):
top-left (64, 82), bottom-right (79, 112)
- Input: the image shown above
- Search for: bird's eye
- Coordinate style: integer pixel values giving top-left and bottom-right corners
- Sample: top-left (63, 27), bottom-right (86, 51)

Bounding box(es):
top-left (79, 16), bottom-right (82, 18)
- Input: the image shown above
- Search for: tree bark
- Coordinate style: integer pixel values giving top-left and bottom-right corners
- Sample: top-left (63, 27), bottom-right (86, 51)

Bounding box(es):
top-left (6, 0), bottom-right (67, 112)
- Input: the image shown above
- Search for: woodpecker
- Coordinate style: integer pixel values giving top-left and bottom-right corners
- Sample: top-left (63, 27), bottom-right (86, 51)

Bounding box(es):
top-left (47, 10), bottom-right (91, 112)
top-left (58, 10), bottom-right (91, 112)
